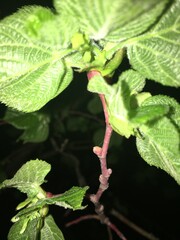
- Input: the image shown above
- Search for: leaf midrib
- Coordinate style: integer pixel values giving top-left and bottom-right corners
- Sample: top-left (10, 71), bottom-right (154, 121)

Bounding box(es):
top-left (0, 46), bottom-right (70, 88)
top-left (124, 25), bottom-right (179, 46)
top-left (149, 137), bottom-right (179, 182)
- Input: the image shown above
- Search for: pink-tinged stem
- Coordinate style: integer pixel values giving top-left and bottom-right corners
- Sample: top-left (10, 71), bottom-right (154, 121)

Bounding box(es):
top-left (65, 70), bottom-right (126, 240)
top-left (108, 221), bottom-right (127, 240)
top-left (87, 70), bottom-right (112, 204)
top-left (66, 214), bottom-right (127, 240)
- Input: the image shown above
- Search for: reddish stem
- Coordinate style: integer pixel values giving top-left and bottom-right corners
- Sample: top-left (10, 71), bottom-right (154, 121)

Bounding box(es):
top-left (108, 222), bottom-right (127, 240)
top-left (66, 214), bottom-right (126, 240)
top-left (92, 122), bottom-right (113, 203)
top-left (66, 70), bottom-right (126, 240)
top-left (65, 214), bottom-right (99, 227)
top-left (87, 70), bottom-right (112, 204)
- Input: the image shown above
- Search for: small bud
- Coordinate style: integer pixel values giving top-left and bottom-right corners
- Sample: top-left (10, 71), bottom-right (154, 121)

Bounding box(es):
top-left (93, 146), bottom-right (102, 156)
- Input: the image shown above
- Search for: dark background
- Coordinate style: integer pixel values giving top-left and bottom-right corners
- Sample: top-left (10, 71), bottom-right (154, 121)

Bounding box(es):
top-left (0, 1), bottom-right (180, 240)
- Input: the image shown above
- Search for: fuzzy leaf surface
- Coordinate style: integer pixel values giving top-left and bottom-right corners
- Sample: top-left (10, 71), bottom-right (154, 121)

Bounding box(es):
top-left (88, 70), bottom-right (146, 137)
top-left (8, 215), bottom-right (64, 240)
top-left (137, 96), bottom-right (180, 184)
top-left (0, 160), bottom-right (50, 197)
top-left (13, 186), bottom-right (88, 221)
top-left (40, 215), bottom-right (64, 240)
top-left (54, 0), bottom-right (167, 42)
top-left (3, 109), bottom-right (50, 143)
top-left (8, 186), bottom-right (87, 240)
top-left (8, 217), bottom-right (41, 240)
top-left (127, 0), bottom-right (180, 87)
top-left (137, 119), bottom-right (180, 184)
top-left (0, 6), bottom-right (73, 112)
top-left (138, 95), bottom-right (180, 127)
top-left (129, 104), bottom-right (169, 125)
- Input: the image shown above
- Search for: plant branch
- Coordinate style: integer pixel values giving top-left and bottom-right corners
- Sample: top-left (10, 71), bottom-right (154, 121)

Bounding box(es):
top-left (87, 70), bottom-right (113, 207)
top-left (66, 214), bottom-right (126, 240)
top-left (86, 70), bottom-right (126, 240)
top-left (65, 214), bottom-right (99, 227)
top-left (111, 209), bottom-right (159, 240)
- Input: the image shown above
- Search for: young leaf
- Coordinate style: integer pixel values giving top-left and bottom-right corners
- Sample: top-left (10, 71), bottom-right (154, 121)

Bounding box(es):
top-left (40, 215), bottom-right (64, 240)
top-left (138, 94), bottom-right (180, 127)
top-left (3, 109), bottom-right (50, 143)
top-left (9, 186), bottom-right (88, 238)
top-left (0, 6), bottom-right (73, 112)
top-left (54, 0), bottom-right (167, 42)
top-left (14, 186), bottom-right (88, 214)
top-left (88, 70), bottom-right (146, 137)
top-left (129, 104), bottom-right (169, 125)
top-left (49, 186), bottom-right (88, 210)
top-left (0, 160), bottom-right (50, 197)
top-left (10, 186), bottom-right (87, 238)
top-left (8, 217), bottom-right (42, 240)
top-left (137, 117), bottom-right (180, 184)
top-left (36, 13), bottom-right (79, 48)
top-left (127, 0), bottom-right (180, 87)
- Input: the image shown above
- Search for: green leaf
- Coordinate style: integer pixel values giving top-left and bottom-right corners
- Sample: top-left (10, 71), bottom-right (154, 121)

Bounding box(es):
top-left (49, 186), bottom-right (88, 210)
top-left (40, 215), bottom-right (64, 240)
top-left (139, 94), bottom-right (180, 128)
top-left (136, 95), bottom-right (180, 184)
top-left (54, 0), bottom-right (167, 42)
top-left (9, 215), bottom-right (64, 240)
top-left (0, 160), bottom-right (50, 197)
top-left (8, 217), bottom-right (41, 240)
top-left (0, 6), bottom-right (73, 112)
top-left (21, 6), bottom-right (58, 46)
top-left (130, 104), bottom-right (169, 124)
top-left (22, 186), bottom-right (88, 211)
top-left (88, 70), bottom-right (145, 138)
top-left (11, 186), bottom-right (88, 225)
top-left (9, 186), bottom-right (87, 239)
top-left (37, 13), bottom-right (78, 48)
top-left (10, 186), bottom-right (87, 237)
top-left (136, 117), bottom-right (180, 184)
top-left (127, 0), bottom-right (180, 87)
top-left (3, 109), bottom-right (50, 143)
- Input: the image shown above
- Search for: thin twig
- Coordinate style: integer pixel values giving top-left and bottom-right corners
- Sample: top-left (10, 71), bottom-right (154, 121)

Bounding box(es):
top-left (65, 214), bottom-right (99, 227)
top-left (50, 138), bottom-right (86, 187)
top-left (107, 226), bottom-right (113, 240)
top-left (108, 221), bottom-right (127, 240)
top-left (66, 214), bottom-right (127, 240)
top-left (111, 209), bottom-right (159, 240)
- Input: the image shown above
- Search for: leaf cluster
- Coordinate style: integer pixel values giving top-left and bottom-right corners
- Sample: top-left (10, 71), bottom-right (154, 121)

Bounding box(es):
top-left (0, 0), bottom-right (179, 239)
top-left (0, 160), bottom-right (88, 239)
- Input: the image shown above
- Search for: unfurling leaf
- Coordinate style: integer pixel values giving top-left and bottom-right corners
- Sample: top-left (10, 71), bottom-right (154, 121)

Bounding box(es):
top-left (8, 217), bottom-right (42, 240)
top-left (88, 70), bottom-right (146, 137)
